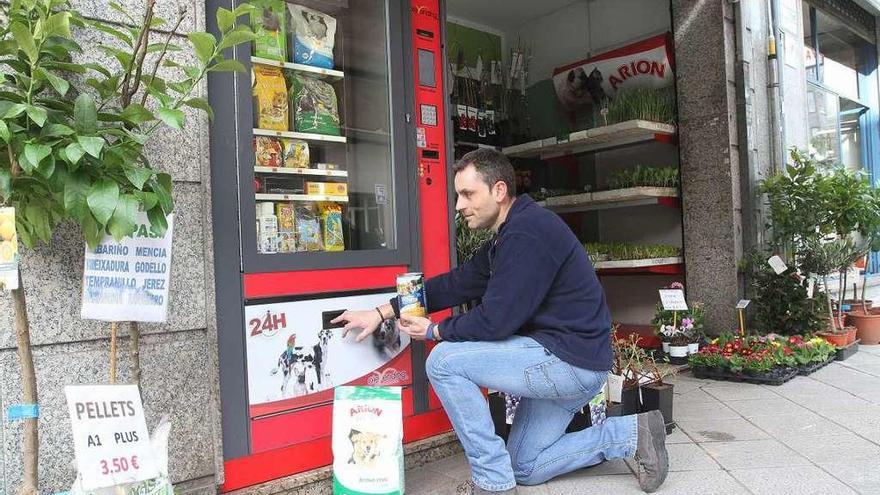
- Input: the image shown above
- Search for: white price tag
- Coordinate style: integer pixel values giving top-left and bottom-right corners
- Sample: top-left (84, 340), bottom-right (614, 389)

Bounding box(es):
top-left (606, 374), bottom-right (624, 403)
top-left (65, 385), bottom-right (159, 491)
top-left (658, 289), bottom-right (688, 311)
top-left (736, 299), bottom-right (751, 309)
top-left (768, 255), bottom-right (788, 274)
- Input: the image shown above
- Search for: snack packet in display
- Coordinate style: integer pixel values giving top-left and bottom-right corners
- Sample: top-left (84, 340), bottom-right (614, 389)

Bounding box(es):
top-left (281, 139), bottom-right (309, 168)
top-left (289, 4), bottom-right (337, 69)
top-left (251, 0), bottom-right (288, 61)
top-left (253, 65), bottom-right (289, 131)
top-left (290, 73), bottom-right (341, 136)
top-left (254, 136), bottom-right (284, 168)
top-left (320, 202), bottom-right (344, 251)
top-left (276, 202), bottom-right (296, 253)
top-left (295, 203), bottom-right (323, 251)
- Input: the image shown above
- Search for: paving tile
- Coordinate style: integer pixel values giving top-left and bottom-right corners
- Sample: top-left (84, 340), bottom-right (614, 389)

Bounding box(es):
top-left (829, 411), bottom-right (880, 443)
top-left (702, 384), bottom-right (780, 401)
top-left (577, 459), bottom-right (632, 476)
top-left (820, 460), bottom-right (880, 495)
top-left (665, 426), bottom-right (695, 444)
top-left (730, 466), bottom-right (858, 495)
top-left (747, 413), bottom-right (849, 439)
top-left (673, 387), bottom-right (718, 404)
top-left (547, 470), bottom-right (749, 495)
top-left (781, 433), bottom-right (880, 464)
top-left (774, 376), bottom-right (841, 395)
top-left (673, 400), bottom-right (740, 421)
top-left (847, 364), bottom-right (880, 377)
top-left (404, 468), bottom-right (461, 495)
top-left (723, 398), bottom-right (810, 417)
top-left (777, 390), bottom-right (866, 409)
top-left (676, 418), bottom-right (769, 442)
top-left (546, 473), bottom-right (642, 494)
top-left (799, 396), bottom-right (877, 416)
top-left (421, 453), bottom-right (473, 481)
top-left (625, 443), bottom-right (720, 473)
top-left (700, 439), bottom-right (811, 470)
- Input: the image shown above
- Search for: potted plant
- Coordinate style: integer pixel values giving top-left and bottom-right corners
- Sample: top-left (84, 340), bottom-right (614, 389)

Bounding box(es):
top-left (667, 331), bottom-right (690, 358)
top-left (611, 332), bottom-right (667, 415)
top-left (800, 238), bottom-right (859, 346)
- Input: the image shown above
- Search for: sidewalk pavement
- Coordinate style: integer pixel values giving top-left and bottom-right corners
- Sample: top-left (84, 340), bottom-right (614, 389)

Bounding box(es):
top-left (406, 344), bottom-right (880, 494)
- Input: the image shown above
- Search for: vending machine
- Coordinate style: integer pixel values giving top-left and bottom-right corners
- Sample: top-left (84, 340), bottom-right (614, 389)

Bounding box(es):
top-left (206, 0), bottom-right (454, 490)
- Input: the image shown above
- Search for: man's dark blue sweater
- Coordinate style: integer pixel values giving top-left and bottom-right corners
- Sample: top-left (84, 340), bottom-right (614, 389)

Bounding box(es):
top-left (399, 195), bottom-right (613, 371)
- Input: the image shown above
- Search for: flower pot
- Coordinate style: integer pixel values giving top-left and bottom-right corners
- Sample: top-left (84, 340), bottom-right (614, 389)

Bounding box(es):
top-left (662, 342), bottom-right (670, 353)
top-left (621, 387), bottom-right (641, 416)
top-left (818, 331), bottom-right (848, 348)
top-left (640, 382), bottom-right (674, 427)
top-left (669, 345), bottom-right (688, 358)
top-left (849, 310), bottom-right (880, 345)
top-left (488, 392), bottom-right (509, 441)
top-left (844, 326), bottom-right (858, 345)
top-left (687, 342), bottom-right (699, 355)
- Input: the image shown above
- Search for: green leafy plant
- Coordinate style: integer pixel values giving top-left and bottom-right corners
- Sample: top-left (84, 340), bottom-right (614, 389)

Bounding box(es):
top-left (607, 165), bottom-right (679, 190)
top-left (0, 1), bottom-right (256, 492)
top-left (742, 250), bottom-right (827, 336)
top-left (596, 86), bottom-right (677, 126)
top-left (455, 212), bottom-right (494, 263)
top-left (584, 242), bottom-right (681, 261)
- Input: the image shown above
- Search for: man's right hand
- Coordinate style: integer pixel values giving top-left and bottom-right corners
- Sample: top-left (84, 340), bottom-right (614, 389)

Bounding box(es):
top-left (331, 310), bottom-right (384, 342)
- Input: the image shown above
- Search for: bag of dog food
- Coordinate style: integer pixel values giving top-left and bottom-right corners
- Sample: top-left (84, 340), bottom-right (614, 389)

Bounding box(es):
top-left (320, 202), bottom-right (344, 252)
top-left (295, 203), bottom-right (323, 251)
top-left (282, 138), bottom-right (309, 168)
top-left (253, 65), bottom-right (289, 131)
top-left (252, 0), bottom-right (288, 61)
top-left (290, 73), bottom-right (341, 135)
top-left (332, 386), bottom-right (404, 495)
top-left (289, 4), bottom-right (337, 69)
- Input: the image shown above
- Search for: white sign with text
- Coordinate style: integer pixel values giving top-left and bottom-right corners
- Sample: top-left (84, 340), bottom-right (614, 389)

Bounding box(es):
top-left (65, 385), bottom-right (159, 491)
top-left (81, 212), bottom-right (173, 322)
top-left (658, 289), bottom-right (688, 311)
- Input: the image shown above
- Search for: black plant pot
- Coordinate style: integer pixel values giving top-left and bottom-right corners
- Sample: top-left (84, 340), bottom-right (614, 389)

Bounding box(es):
top-left (621, 387), bottom-right (641, 416)
top-left (566, 408), bottom-right (592, 433)
top-left (488, 393), bottom-right (509, 440)
top-left (641, 382), bottom-right (674, 427)
top-left (606, 402), bottom-right (624, 417)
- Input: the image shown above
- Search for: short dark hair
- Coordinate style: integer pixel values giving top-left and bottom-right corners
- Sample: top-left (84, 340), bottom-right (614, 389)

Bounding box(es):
top-left (452, 148), bottom-right (516, 198)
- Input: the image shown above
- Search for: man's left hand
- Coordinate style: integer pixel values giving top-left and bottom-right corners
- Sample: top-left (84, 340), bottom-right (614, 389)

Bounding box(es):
top-left (398, 315), bottom-right (432, 340)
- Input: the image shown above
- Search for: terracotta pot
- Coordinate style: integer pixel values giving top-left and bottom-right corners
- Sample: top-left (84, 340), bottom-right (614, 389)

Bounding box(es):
top-left (844, 326), bottom-right (858, 345)
top-left (849, 311), bottom-right (880, 345)
top-left (819, 331), bottom-right (848, 347)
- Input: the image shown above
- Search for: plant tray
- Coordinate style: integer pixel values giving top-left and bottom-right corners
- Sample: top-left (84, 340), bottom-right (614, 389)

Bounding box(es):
top-left (835, 339), bottom-right (860, 361)
top-left (797, 355), bottom-right (836, 376)
top-left (691, 366), bottom-right (798, 386)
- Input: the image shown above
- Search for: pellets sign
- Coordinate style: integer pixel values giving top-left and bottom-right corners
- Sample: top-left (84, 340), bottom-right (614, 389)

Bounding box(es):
top-left (81, 212), bottom-right (173, 322)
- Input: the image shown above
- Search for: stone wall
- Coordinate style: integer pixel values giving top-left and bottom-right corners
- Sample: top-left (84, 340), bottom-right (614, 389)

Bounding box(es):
top-left (0, 1), bottom-right (222, 493)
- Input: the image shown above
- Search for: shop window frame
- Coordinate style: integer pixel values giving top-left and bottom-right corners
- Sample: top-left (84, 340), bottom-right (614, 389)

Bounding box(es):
top-left (231, 0), bottom-right (418, 274)
top-left (803, 2), bottom-right (880, 274)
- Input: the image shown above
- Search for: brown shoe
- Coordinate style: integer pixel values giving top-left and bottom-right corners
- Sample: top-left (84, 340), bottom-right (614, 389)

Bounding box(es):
top-left (633, 410), bottom-right (669, 492)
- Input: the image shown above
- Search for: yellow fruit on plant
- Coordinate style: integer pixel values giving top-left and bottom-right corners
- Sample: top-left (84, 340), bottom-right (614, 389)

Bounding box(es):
top-left (0, 241), bottom-right (14, 262)
top-left (0, 220), bottom-right (14, 241)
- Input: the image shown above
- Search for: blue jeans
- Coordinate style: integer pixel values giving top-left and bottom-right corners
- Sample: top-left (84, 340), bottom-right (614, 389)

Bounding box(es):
top-left (426, 336), bottom-right (638, 491)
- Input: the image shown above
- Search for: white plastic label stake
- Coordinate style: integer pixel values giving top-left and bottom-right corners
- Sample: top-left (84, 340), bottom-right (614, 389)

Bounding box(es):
top-left (606, 374), bottom-right (624, 403)
top-left (658, 289), bottom-right (688, 311)
top-left (736, 299), bottom-right (751, 309)
top-left (768, 255), bottom-right (788, 274)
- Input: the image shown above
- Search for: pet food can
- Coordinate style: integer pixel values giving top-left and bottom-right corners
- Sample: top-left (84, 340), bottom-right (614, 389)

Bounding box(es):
top-left (397, 272), bottom-right (427, 318)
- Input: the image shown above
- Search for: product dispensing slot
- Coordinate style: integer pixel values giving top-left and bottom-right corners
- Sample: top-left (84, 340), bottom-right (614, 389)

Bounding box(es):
top-left (322, 309), bottom-right (346, 329)
top-left (421, 149), bottom-right (439, 159)
top-left (416, 29), bottom-right (434, 39)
